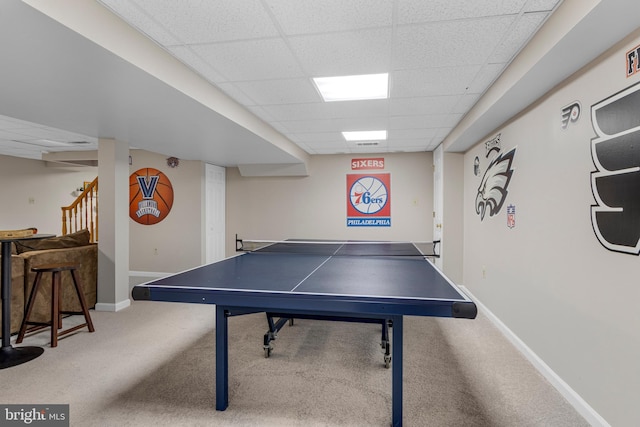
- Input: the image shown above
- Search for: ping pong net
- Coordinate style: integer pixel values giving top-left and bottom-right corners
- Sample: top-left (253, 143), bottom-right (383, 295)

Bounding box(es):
top-left (236, 236), bottom-right (440, 258)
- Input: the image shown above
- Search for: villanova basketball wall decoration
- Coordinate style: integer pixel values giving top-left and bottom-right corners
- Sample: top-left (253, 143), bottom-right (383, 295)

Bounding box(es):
top-left (129, 168), bottom-right (174, 225)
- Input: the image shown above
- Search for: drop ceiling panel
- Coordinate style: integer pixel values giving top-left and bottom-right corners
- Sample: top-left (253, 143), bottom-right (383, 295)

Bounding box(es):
top-left (289, 132), bottom-right (345, 143)
top-left (0, 140), bottom-right (42, 158)
top-left (349, 145), bottom-right (389, 154)
top-left (389, 138), bottom-right (438, 149)
top-left (389, 114), bottom-right (462, 130)
top-left (489, 12), bottom-right (548, 63)
top-left (8, 127), bottom-right (95, 143)
top-left (393, 16), bottom-right (516, 69)
top-left (302, 140), bottom-right (349, 150)
top-left (397, 0), bottom-right (528, 23)
top-left (6, 0), bottom-right (603, 161)
top-left (278, 116), bottom-right (389, 133)
top-left (388, 128), bottom-right (440, 140)
top-left (390, 96), bottom-right (461, 116)
top-left (190, 38), bottom-right (305, 81)
top-left (266, 0), bottom-right (393, 35)
top-left (0, 129), bottom-right (29, 140)
top-left (524, 0), bottom-right (564, 13)
top-left (261, 99), bottom-right (389, 122)
top-left (392, 66), bottom-right (482, 98)
top-left (288, 29), bottom-right (393, 77)
top-left (130, 0), bottom-right (280, 43)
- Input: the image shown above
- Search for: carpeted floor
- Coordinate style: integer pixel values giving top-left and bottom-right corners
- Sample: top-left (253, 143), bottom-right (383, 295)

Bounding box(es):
top-left (2, 301), bottom-right (589, 426)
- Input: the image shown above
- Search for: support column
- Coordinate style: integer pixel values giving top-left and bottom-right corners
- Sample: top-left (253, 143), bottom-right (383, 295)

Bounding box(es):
top-left (96, 138), bottom-right (130, 311)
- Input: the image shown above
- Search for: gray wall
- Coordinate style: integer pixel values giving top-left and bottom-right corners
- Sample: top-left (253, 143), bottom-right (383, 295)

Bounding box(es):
top-left (462, 29), bottom-right (640, 426)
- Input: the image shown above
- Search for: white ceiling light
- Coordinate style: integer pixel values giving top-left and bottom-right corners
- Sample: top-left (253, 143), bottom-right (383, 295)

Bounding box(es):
top-left (313, 73), bottom-right (389, 102)
top-left (342, 130), bottom-right (387, 141)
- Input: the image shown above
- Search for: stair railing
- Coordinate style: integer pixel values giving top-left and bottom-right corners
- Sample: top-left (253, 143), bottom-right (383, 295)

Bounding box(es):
top-left (61, 177), bottom-right (98, 243)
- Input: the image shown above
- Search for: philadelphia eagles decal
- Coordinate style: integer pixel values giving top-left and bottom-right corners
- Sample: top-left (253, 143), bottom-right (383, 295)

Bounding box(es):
top-left (590, 81), bottom-right (640, 254)
top-left (475, 148), bottom-right (516, 221)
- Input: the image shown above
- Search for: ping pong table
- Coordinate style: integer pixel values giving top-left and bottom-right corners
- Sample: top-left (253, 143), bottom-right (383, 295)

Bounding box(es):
top-left (132, 239), bottom-right (477, 427)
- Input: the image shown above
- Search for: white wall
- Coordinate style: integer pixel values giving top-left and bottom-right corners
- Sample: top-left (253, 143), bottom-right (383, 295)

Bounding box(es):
top-left (0, 155), bottom-right (97, 235)
top-left (462, 29), bottom-right (640, 427)
top-left (442, 152), bottom-right (464, 284)
top-left (226, 152), bottom-right (433, 255)
top-left (128, 150), bottom-right (205, 273)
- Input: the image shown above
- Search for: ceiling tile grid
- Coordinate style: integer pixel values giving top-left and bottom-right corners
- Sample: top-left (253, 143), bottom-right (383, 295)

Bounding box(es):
top-left (0, 0), bottom-right (561, 160)
top-left (0, 114), bottom-right (97, 159)
top-left (396, 0), bottom-right (528, 23)
top-left (265, 0), bottom-right (394, 35)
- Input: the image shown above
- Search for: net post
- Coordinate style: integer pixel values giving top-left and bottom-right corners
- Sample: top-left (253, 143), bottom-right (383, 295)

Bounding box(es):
top-left (432, 240), bottom-right (441, 258)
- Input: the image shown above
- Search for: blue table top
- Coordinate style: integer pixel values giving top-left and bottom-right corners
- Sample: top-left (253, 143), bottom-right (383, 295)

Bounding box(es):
top-left (132, 241), bottom-right (476, 319)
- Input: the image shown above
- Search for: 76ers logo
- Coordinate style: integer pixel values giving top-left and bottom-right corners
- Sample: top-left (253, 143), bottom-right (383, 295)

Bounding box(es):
top-left (591, 82), bottom-right (640, 254)
top-left (350, 176), bottom-right (388, 214)
top-left (129, 168), bottom-right (174, 225)
top-left (347, 174), bottom-right (391, 227)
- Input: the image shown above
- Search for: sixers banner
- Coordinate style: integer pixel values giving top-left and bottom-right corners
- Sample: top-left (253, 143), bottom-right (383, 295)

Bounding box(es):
top-left (347, 173), bottom-right (391, 227)
top-left (351, 157), bottom-right (384, 170)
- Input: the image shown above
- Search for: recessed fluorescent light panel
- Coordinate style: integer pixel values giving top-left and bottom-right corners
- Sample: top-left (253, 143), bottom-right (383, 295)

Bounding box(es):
top-left (313, 73), bottom-right (389, 102)
top-left (342, 130), bottom-right (387, 141)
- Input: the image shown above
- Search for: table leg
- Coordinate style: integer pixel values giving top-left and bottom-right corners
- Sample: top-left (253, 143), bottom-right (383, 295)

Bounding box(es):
top-left (215, 305), bottom-right (229, 410)
top-left (391, 315), bottom-right (403, 427)
top-left (0, 241), bottom-right (44, 369)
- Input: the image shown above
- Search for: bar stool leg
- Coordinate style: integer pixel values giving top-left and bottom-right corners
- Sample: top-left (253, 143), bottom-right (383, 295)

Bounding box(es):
top-left (58, 286), bottom-right (63, 330)
top-left (51, 271), bottom-right (60, 348)
top-left (16, 271), bottom-right (43, 344)
top-left (69, 270), bottom-right (95, 332)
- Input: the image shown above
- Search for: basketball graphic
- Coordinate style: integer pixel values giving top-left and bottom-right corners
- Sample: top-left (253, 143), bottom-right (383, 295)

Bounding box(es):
top-left (129, 168), bottom-right (174, 225)
top-left (349, 176), bottom-right (389, 214)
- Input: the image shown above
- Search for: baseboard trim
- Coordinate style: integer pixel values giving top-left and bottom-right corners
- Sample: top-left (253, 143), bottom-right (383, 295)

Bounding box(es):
top-left (95, 299), bottom-right (131, 312)
top-left (129, 270), bottom-right (166, 278)
top-left (460, 285), bottom-right (610, 427)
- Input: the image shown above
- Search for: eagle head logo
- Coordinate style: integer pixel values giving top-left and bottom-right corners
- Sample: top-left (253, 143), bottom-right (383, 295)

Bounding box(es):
top-left (476, 148), bottom-right (516, 220)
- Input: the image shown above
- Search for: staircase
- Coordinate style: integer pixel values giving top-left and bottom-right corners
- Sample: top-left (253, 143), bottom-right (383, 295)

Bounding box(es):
top-left (62, 177), bottom-right (98, 243)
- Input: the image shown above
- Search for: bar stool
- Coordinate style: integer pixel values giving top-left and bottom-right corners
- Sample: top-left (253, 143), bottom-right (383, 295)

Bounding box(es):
top-left (17, 263), bottom-right (95, 347)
